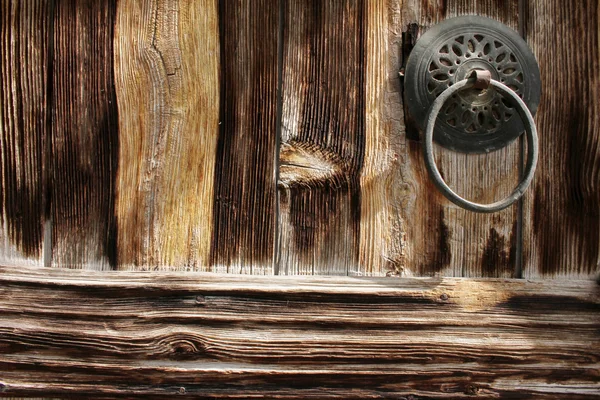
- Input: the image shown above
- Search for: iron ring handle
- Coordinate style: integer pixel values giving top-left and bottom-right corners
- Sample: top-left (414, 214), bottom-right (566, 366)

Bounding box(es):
top-left (423, 78), bottom-right (538, 213)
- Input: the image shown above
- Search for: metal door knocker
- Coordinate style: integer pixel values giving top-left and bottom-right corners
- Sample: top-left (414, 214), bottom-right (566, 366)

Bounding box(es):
top-left (404, 16), bottom-right (541, 213)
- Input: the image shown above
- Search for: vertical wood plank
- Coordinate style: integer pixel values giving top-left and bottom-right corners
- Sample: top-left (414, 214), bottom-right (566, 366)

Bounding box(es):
top-left (523, 0), bottom-right (600, 279)
top-left (114, 0), bottom-right (220, 270)
top-left (359, 0), bottom-right (407, 276)
top-left (278, 0), bottom-right (366, 275)
top-left (50, 0), bottom-right (119, 269)
top-left (209, 0), bottom-right (279, 274)
top-left (394, 0), bottom-right (521, 277)
top-left (0, 0), bottom-right (48, 266)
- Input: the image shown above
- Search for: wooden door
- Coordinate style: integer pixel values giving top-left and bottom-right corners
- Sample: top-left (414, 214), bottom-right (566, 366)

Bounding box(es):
top-left (0, 0), bottom-right (599, 398)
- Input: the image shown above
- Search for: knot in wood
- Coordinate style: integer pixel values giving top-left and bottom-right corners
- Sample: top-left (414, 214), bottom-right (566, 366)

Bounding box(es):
top-left (465, 384), bottom-right (480, 395)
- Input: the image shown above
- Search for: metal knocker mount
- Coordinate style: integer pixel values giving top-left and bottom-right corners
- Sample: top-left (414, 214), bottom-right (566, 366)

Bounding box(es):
top-left (404, 16), bottom-right (541, 213)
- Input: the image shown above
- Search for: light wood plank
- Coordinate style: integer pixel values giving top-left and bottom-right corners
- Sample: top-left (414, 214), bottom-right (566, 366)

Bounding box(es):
top-left (359, 0), bottom-right (407, 276)
top-left (0, 0), bottom-right (48, 266)
top-left (49, 0), bottom-right (119, 270)
top-left (114, 0), bottom-right (220, 270)
top-left (0, 264), bottom-right (598, 399)
top-left (522, 0), bottom-right (600, 279)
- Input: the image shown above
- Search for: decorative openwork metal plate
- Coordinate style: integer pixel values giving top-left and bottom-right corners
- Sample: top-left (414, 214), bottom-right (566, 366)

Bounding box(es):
top-left (404, 16), bottom-right (541, 153)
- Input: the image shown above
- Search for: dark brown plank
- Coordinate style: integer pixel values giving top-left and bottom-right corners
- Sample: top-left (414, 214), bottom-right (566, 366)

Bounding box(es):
top-left (0, 0), bottom-right (49, 265)
top-left (0, 265), bottom-right (598, 398)
top-left (394, 0), bottom-right (522, 277)
top-left (49, 0), bottom-right (118, 270)
top-left (210, 0), bottom-right (279, 274)
top-left (278, 0), bottom-right (366, 275)
top-left (522, 0), bottom-right (600, 279)
top-left (114, 0), bottom-right (221, 270)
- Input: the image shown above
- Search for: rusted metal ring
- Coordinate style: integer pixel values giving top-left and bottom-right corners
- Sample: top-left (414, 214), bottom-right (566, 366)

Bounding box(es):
top-left (423, 78), bottom-right (538, 213)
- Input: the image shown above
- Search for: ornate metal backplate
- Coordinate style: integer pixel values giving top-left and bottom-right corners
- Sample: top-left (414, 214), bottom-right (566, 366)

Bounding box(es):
top-left (404, 16), bottom-right (541, 153)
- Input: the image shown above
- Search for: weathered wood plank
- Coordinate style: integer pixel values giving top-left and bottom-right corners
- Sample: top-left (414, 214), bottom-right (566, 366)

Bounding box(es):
top-left (0, 265), bottom-right (598, 398)
top-left (278, 0), bottom-right (366, 275)
top-left (2, 360), bottom-right (599, 399)
top-left (522, 0), bottom-right (600, 279)
top-left (0, 0), bottom-right (49, 266)
top-left (279, 0), bottom-right (524, 277)
top-left (358, 0), bottom-right (407, 276)
top-left (114, 0), bottom-right (220, 270)
top-left (395, 0), bottom-right (522, 277)
top-left (49, 0), bottom-right (119, 270)
top-left (209, 0), bottom-right (279, 274)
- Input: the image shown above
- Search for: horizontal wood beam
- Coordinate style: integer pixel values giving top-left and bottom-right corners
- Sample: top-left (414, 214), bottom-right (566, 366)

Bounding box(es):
top-left (0, 265), bottom-right (598, 399)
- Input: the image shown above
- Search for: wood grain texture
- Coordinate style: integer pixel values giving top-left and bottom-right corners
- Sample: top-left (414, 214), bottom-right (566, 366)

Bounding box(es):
top-left (522, 0), bottom-right (600, 279)
top-left (358, 0), bottom-right (408, 276)
top-left (0, 265), bottom-right (598, 398)
top-left (279, 0), bottom-right (523, 277)
top-left (49, 0), bottom-right (118, 270)
top-left (114, 0), bottom-right (220, 270)
top-left (209, 0), bottom-right (279, 274)
top-left (396, 0), bottom-right (522, 277)
top-left (0, 0), bottom-right (48, 265)
top-left (278, 0), bottom-right (365, 275)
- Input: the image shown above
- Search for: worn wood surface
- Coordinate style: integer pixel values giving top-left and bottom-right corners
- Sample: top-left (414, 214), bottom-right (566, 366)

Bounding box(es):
top-left (359, 0), bottom-right (408, 276)
top-left (0, 0), bottom-right (599, 276)
top-left (1, 2), bottom-right (599, 398)
top-left (0, 265), bottom-right (598, 398)
top-left (395, 0), bottom-right (522, 278)
top-left (210, 0), bottom-right (279, 274)
top-left (0, 0), bottom-right (49, 266)
top-left (50, 0), bottom-right (119, 270)
top-left (278, 0), bottom-right (524, 277)
top-left (278, 0), bottom-right (365, 275)
top-left (522, 0), bottom-right (600, 279)
top-left (114, 0), bottom-right (220, 270)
